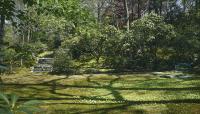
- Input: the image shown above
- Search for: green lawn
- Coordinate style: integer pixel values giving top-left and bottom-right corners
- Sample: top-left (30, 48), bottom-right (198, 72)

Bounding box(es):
top-left (1, 70), bottom-right (200, 114)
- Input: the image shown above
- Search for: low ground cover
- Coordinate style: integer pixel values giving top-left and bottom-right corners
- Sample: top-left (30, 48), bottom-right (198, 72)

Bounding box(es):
top-left (1, 70), bottom-right (200, 114)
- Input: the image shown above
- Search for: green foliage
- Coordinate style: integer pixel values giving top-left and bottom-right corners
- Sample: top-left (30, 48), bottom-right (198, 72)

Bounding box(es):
top-left (127, 13), bottom-right (176, 69)
top-left (2, 48), bottom-right (17, 72)
top-left (13, 44), bottom-right (35, 67)
top-left (1, 0), bottom-right (200, 72)
top-left (172, 10), bottom-right (200, 64)
top-left (37, 14), bottom-right (71, 49)
top-left (60, 13), bottom-right (177, 70)
top-left (36, 0), bottom-right (94, 26)
top-left (3, 48), bottom-right (17, 64)
top-left (102, 13), bottom-right (176, 70)
top-left (53, 48), bottom-right (74, 73)
top-left (0, 93), bottom-right (42, 114)
top-left (0, 0), bottom-right (15, 20)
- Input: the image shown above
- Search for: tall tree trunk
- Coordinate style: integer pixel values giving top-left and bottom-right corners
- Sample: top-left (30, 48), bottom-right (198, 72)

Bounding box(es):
top-left (196, 0), bottom-right (200, 11)
top-left (153, 1), bottom-right (159, 14)
top-left (20, 34), bottom-right (25, 67)
top-left (148, 0), bottom-right (152, 13)
top-left (97, 1), bottom-right (101, 23)
top-left (137, 0), bottom-right (141, 18)
top-left (159, 1), bottom-right (162, 15)
top-left (0, 15), bottom-right (5, 67)
top-left (0, 15), bottom-right (5, 46)
top-left (183, 0), bottom-right (186, 12)
top-left (123, 0), bottom-right (129, 32)
top-left (131, 0), bottom-right (135, 21)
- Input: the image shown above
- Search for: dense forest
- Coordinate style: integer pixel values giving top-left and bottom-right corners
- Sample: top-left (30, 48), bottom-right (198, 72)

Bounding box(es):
top-left (0, 0), bottom-right (200, 73)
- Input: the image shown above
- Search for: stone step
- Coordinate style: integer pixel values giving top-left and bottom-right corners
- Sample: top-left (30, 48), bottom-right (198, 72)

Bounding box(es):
top-left (31, 65), bottom-right (53, 72)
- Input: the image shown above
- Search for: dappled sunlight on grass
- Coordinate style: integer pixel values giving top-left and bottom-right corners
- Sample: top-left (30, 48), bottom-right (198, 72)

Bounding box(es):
top-left (1, 71), bottom-right (200, 113)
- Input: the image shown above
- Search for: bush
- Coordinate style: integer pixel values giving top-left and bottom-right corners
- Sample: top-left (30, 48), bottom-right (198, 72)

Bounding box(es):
top-left (13, 44), bottom-right (36, 67)
top-left (53, 48), bottom-right (74, 73)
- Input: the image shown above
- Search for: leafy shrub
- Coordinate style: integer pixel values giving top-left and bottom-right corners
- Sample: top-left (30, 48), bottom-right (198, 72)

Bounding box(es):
top-left (53, 48), bottom-right (74, 73)
top-left (0, 93), bottom-right (42, 114)
top-left (2, 48), bottom-right (17, 72)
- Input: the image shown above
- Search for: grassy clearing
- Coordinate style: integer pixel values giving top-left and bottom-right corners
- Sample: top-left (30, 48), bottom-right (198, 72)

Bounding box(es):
top-left (1, 70), bottom-right (200, 114)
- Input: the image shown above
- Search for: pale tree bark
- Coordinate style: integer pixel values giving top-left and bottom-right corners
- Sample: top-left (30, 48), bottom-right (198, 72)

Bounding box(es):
top-left (182, 0), bottom-right (186, 12)
top-left (20, 33), bottom-right (25, 67)
top-left (97, 0), bottom-right (108, 23)
top-left (27, 29), bottom-right (30, 42)
top-left (123, 0), bottom-right (129, 31)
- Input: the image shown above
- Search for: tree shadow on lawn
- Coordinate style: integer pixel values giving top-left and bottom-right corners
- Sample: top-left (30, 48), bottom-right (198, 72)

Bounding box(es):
top-left (18, 97), bottom-right (200, 114)
top-left (86, 74), bottom-right (124, 101)
top-left (72, 74), bottom-right (200, 113)
top-left (2, 74), bottom-right (200, 113)
top-left (3, 83), bottom-right (200, 91)
top-left (70, 99), bottom-right (200, 114)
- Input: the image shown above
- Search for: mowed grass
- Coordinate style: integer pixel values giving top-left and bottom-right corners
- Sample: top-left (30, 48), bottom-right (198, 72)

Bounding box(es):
top-left (1, 70), bottom-right (200, 114)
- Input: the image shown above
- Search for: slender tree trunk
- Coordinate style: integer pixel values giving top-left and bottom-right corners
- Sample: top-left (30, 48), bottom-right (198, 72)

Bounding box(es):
top-left (0, 74), bottom-right (3, 91)
top-left (123, 0), bottom-right (129, 31)
top-left (10, 62), bottom-right (13, 73)
top-left (0, 76), bottom-right (3, 84)
top-left (159, 1), bottom-right (162, 15)
top-left (27, 29), bottom-right (30, 42)
top-left (137, 0), bottom-right (141, 18)
top-left (22, 34), bottom-right (25, 45)
top-left (153, 47), bottom-right (158, 70)
top-left (96, 57), bottom-right (100, 65)
top-left (131, 0), bottom-right (135, 21)
top-left (148, 0), bottom-right (152, 13)
top-left (153, 1), bottom-right (159, 14)
top-left (20, 58), bottom-right (23, 66)
top-left (196, 0), bottom-right (200, 11)
top-left (183, 0), bottom-right (186, 12)
top-left (97, 1), bottom-right (101, 23)
top-left (0, 15), bottom-right (5, 68)
top-left (0, 15), bottom-right (5, 46)
top-left (20, 34), bottom-right (25, 67)
top-left (97, 0), bottom-right (106, 23)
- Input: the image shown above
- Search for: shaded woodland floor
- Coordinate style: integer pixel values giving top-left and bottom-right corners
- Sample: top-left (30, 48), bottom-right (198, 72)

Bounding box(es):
top-left (1, 70), bottom-right (200, 114)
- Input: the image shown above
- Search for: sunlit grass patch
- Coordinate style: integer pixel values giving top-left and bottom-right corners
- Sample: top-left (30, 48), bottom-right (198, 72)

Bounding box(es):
top-left (2, 71), bottom-right (200, 114)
